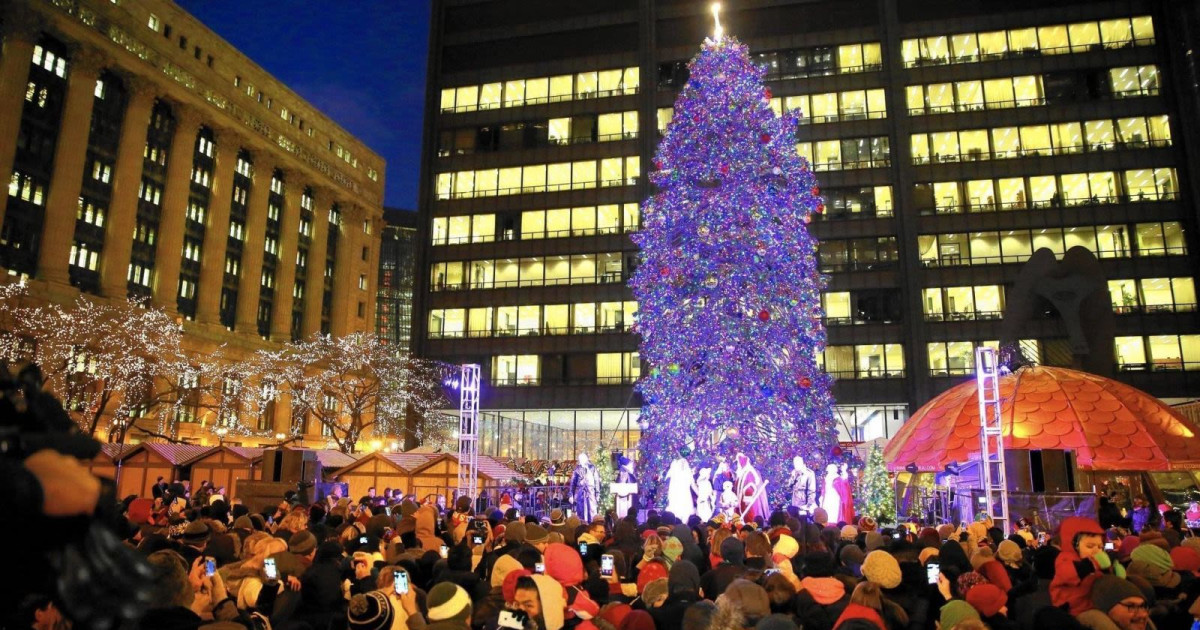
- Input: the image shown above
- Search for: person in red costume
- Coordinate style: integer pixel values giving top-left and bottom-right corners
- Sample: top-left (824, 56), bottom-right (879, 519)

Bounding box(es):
top-left (1051, 516), bottom-right (1124, 615)
top-left (835, 463), bottom-right (856, 526)
top-left (735, 452), bottom-right (770, 523)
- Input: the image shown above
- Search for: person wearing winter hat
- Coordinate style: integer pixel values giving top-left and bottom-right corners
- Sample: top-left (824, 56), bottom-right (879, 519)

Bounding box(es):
top-left (996, 539), bottom-right (1022, 567)
top-left (526, 524), bottom-right (550, 552)
top-left (938, 599), bottom-right (981, 630)
top-left (426, 582), bottom-right (473, 629)
top-left (841, 525), bottom-right (859, 541)
top-left (662, 536), bottom-right (684, 565)
top-left (813, 507), bottom-right (829, 526)
top-left (794, 552), bottom-right (850, 630)
top-left (1170, 545), bottom-right (1200, 577)
top-left (642, 577), bottom-right (670, 608)
top-left (1137, 529), bottom-right (1169, 551)
top-left (864, 531), bottom-right (885, 553)
top-left (858, 516), bottom-right (877, 533)
top-left (969, 546), bottom-right (995, 571)
top-left (833, 581), bottom-right (888, 630)
top-left (918, 547), bottom-right (939, 566)
top-left (1082, 575), bottom-right (1150, 630)
top-left (618, 610), bottom-right (656, 630)
top-left (637, 558), bottom-right (670, 595)
top-left (178, 520), bottom-right (211, 564)
top-left (861, 550), bottom-right (903, 589)
top-left (839, 544), bottom-right (866, 579)
top-left (700, 535), bottom-right (746, 599)
top-left (965, 583), bottom-right (1009, 628)
top-left (976, 559), bottom-right (1013, 592)
top-left (772, 534), bottom-right (799, 560)
top-left (346, 591), bottom-right (395, 630)
top-left (1050, 516), bottom-right (1122, 615)
top-left (1128, 543), bottom-right (1181, 589)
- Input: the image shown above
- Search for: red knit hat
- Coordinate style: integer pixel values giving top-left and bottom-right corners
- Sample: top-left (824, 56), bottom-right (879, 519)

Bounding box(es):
top-left (502, 569), bottom-right (532, 603)
top-left (636, 559), bottom-right (669, 593)
top-left (976, 560), bottom-right (1013, 592)
top-left (600, 603), bottom-right (633, 628)
top-left (966, 583), bottom-right (1008, 617)
top-left (1171, 546), bottom-right (1200, 576)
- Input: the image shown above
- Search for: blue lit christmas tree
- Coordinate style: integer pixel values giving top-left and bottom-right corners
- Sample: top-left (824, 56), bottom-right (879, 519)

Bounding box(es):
top-left (631, 21), bottom-right (837, 508)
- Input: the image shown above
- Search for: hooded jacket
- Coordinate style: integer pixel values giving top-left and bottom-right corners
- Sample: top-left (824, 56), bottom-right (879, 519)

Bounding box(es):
top-left (792, 577), bottom-right (849, 630)
top-left (543, 543), bottom-right (600, 628)
top-left (833, 602), bottom-right (887, 630)
top-left (672, 525), bottom-right (707, 571)
top-left (416, 505), bottom-right (446, 554)
top-left (531, 574), bottom-right (568, 630)
top-left (651, 560), bottom-right (702, 630)
top-left (1050, 516), bottom-right (1111, 615)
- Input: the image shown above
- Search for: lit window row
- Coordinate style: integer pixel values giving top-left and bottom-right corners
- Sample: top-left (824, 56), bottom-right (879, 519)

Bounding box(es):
top-left (9, 172), bottom-right (45, 206)
top-left (69, 243), bottom-right (99, 271)
top-left (430, 252), bottom-right (627, 291)
top-left (917, 222), bottom-right (1186, 268)
top-left (438, 111), bottom-right (639, 157)
top-left (740, 42), bottom-right (884, 83)
top-left (440, 67), bottom-right (640, 113)
top-left (819, 344), bottom-right (906, 379)
top-left (928, 340), bottom-right (999, 377)
top-left (191, 167), bottom-right (211, 187)
top-left (764, 89), bottom-right (887, 124)
top-left (796, 137), bottom-right (890, 171)
top-left (25, 82), bottom-right (48, 108)
top-left (434, 157), bottom-right (640, 200)
top-left (32, 45), bottom-right (67, 78)
top-left (916, 168), bottom-right (1179, 216)
top-left (490, 353), bottom-right (640, 386)
top-left (1108, 278), bottom-right (1196, 315)
top-left (235, 157), bottom-right (252, 177)
top-left (139, 180), bottom-right (162, 205)
top-left (430, 204), bottom-right (640, 246)
top-left (923, 286), bottom-right (1005, 321)
top-left (905, 67), bottom-right (1160, 115)
top-left (911, 115), bottom-right (1171, 165)
top-left (820, 290), bottom-right (903, 325)
top-left (128, 263), bottom-right (152, 288)
top-left (1115, 335), bottom-right (1200, 372)
top-left (77, 200), bottom-right (105, 227)
top-left (186, 202), bottom-right (206, 223)
top-left (520, 204), bottom-right (639, 240)
top-left (902, 16), bottom-right (1155, 68)
top-left (428, 301), bottom-right (637, 339)
top-left (198, 136), bottom-right (214, 158)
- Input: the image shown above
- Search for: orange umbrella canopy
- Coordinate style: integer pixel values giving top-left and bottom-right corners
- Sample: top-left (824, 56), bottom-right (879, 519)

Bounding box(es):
top-left (884, 366), bottom-right (1200, 472)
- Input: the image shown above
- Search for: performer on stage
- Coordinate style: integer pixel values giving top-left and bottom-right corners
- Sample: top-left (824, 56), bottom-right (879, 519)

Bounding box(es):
top-left (615, 455), bottom-right (638, 519)
top-left (836, 463), bottom-right (856, 525)
top-left (719, 480), bottom-right (739, 519)
top-left (821, 463), bottom-right (842, 523)
top-left (570, 452), bottom-right (599, 522)
top-left (712, 455), bottom-right (733, 492)
top-left (735, 452), bottom-right (769, 522)
top-left (785, 456), bottom-right (817, 514)
top-left (666, 448), bottom-right (695, 518)
top-left (694, 467), bottom-right (715, 522)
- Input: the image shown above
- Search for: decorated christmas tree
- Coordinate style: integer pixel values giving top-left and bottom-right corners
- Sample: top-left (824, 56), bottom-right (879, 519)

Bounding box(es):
top-left (857, 444), bottom-right (896, 524)
top-left (631, 17), bottom-right (837, 508)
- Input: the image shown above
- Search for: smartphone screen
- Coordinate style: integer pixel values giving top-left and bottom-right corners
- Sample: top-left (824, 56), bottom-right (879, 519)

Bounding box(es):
top-left (578, 542), bottom-right (588, 555)
top-left (205, 558), bottom-right (216, 577)
top-left (535, 562), bottom-right (545, 574)
top-left (264, 558), bottom-right (278, 580)
top-left (393, 570), bottom-right (409, 595)
top-left (498, 610), bottom-right (529, 630)
top-left (472, 534), bottom-right (484, 545)
top-left (1105, 542), bottom-right (1115, 550)
top-left (926, 562), bottom-right (940, 585)
top-left (601, 554), bottom-right (614, 577)
top-left (359, 536), bottom-right (368, 544)
top-left (440, 545), bottom-right (449, 559)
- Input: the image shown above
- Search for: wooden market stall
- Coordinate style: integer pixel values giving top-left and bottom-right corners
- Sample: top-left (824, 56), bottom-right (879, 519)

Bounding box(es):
top-left (88, 443), bottom-right (136, 482)
top-left (184, 446), bottom-right (263, 500)
top-left (408, 453), bottom-right (522, 503)
top-left (331, 451), bottom-right (440, 500)
top-left (114, 443), bottom-right (211, 499)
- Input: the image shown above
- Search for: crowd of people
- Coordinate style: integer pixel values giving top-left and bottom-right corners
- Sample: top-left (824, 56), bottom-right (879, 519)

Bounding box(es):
top-left (15, 472), bottom-right (1200, 630)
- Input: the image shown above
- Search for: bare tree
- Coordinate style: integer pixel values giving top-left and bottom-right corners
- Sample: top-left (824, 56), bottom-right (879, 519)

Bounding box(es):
top-left (276, 332), bottom-right (446, 453)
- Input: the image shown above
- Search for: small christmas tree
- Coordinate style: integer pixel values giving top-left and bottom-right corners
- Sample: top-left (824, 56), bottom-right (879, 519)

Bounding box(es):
top-left (594, 446), bottom-right (616, 514)
top-left (856, 444), bottom-right (896, 524)
top-left (632, 16), bottom-right (837, 507)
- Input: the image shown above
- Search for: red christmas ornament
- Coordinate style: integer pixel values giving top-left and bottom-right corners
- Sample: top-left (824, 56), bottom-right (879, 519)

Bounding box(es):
top-left (831, 446), bottom-right (843, 457)
top-left (798, 376), bottom-right (812, 388)
top-left (720, 164), bottom-right (730, 175)
top-left (764, 87), bottom-right (772, 100)
top-left (811, 186), bottom-right (820, 196)
top-left (757, 309), bottom-right (770, 321)
top-left (816, 203), bottom-right (825, 214)
top-left (659, 266), bottom-right (671, 277)
top-left (760, 133), bottom-right (771, 143)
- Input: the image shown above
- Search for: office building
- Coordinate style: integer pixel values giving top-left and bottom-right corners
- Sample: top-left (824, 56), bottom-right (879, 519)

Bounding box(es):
top-left (416, 0), bottom-right (1200, 460)
top-left (377, 207), bottom-right (418, 351)
top-left (0, 0), bottom-right (384, 443)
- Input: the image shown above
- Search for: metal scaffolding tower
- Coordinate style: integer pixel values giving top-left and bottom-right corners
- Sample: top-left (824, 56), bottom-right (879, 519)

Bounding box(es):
top-left (456, 364), bottom-right (481, 503)
top-left (975, 346), bottom-right (1009, 529)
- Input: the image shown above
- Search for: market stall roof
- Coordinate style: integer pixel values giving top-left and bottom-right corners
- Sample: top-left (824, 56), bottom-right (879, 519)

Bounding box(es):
top-left (884, 366), bottom-right (1200, 472)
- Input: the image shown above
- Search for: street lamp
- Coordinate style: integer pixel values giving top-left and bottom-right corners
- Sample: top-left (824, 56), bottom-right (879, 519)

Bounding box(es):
top-left (215, 426), bottom-right (229, 446)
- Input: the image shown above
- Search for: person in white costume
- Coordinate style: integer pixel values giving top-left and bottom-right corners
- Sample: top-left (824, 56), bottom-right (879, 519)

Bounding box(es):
top-left (694, 467), bottom-right (715, 522)
top-left (665, 449), bottom-right (695, 519)
top-left (821, 463), bottom-right (842, 523)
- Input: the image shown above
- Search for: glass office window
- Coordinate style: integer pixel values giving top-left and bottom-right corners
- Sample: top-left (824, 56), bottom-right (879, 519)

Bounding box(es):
top-left (992, 127), bottom-right (1019, 157)
top-left (515, 355), bottom-right (539, 384)
top-left (1038, 25), bottom-right (1068, 52)
top-left (1115, 336), bottom-right (1146, 368)
top-left (479, 82), bottom-right (501, 110)
top-left (522, 165), bottom-right (545, 193)
top-left (1013, 76), bottom-right (1041, 104)
top-left (571, 254), bottom-right (597, 283)
top-left (906, 85), bottom-right (925, 112)
top-left (811, 93), bottom-right (837, 121)
top-left (498, 167), bottom-right (521, 193)
top-left (1096, 225), bottom-right (1129, 257)
top-left (495, 307), bottom-right (517, 336)
top-left (997, 178), bottom-right (1026, 208)
top-left (475, 169), bottom-right (497, 197)
top-left (951, 33), bottom-right (978, 61)
top-left (440, 88), bottom-right (456, 111)
top-left (575, 71), bottom-right (597, 98)
top-left (545, 208), bottom-right (570, 236)
top-left (598, 69), bottom-right (622, 94)
top-left (468, 307), bottom-right (492, 337)
top-left (623, 66), bottom-right (640, 93)
top-left (960, 130), bottom-right (989, 158)
top-left (1139, 279), bottom-right (1172, 310)
top-left (928, 83), bottom-right (954, 112)
top-left (525, 77), bottom-right (548, 103)
top-left (1085, 120), bottom-right (1115, 149)
top-left (1064, 227), bottom-right (1097, 252)
top-left (1069, 22), bottom-right (1100, 51)
top-left (572, 160), bottom-right (596, 189)
top-left (1020, 125), bottom-right (1051, 155)
top-left (547, 304), bottom-right (570, 334)
top-left (455, 85), bottom-right (478, 112)
top-left (1009, 28), bottom-right (1037, 52)
top-left (1028, 176), bottom-right (1057, 206)
top-left (1131, 16), bottom-right (1155, 41)
top-left (823, 292), bottom-right (852, 321)
top-left (966, 179), bottom-right (995, 209)
top-left (573, 303), bottom-right (596, 333)
top-left (979, 31), bottom-right (1008, 57)
top-left (597, 204), bottom-right (619, 233)
top-left (922, 36), bottom-right (950, 62)
top-left (600, 158), bottom-right (622, 184)
top-left (543, 256), bottom-right (569, 284)
top-left (984, 78), bottom-right (1015, 107)
top-left (519, 257), bottom-right (543, 286)
top-left (1099, 19), bottom-right (1132, 46)
top-left (548, 75), bottom-right (572, 100)
top-left (1109, 279), bottom-right (1139, 310)
top-left (503, 80), bottom-right (526, 107)
top-left (922, 288), bottom-right (944, 319)
top-left (838, 44), bottom-right (865, 69)
top-left (976, 286), bottom-right (1003, 313)
top-left (494, 259), bottom-right (518, 286)
top-left (623, 203), bottom-right (639, 231)
top-left (1001, 231), bottom-right (1032, 258)
top-left (1173, 279), bottom-right (1197, 308)
top-left (521, 210), bottom-right (545, 239)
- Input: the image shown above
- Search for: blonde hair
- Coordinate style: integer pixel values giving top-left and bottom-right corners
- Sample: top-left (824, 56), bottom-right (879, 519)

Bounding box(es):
top-left (850, 581), bottom-right (884, 610)
top-left (278, 510), bottom-right (309, 533)
top-left (711, 529), bottom-right (732, 556)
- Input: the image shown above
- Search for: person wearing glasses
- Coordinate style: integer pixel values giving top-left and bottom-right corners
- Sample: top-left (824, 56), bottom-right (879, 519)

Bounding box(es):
top-left (1080, 575), bottom-right (1151, 630)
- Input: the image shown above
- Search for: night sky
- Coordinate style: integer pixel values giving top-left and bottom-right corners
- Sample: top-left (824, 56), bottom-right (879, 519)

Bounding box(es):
top-left (175, 1), bottom-right (430, 211)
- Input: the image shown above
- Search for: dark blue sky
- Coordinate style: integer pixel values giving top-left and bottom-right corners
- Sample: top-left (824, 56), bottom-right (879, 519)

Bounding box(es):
top-left (176, 1), bottom-right (430, 210)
